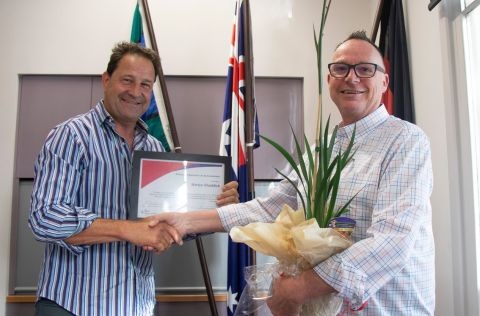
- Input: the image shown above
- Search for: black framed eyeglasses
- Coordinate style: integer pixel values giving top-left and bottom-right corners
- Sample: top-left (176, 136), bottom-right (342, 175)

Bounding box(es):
top-left (328, 62), bottom-right (385, 78)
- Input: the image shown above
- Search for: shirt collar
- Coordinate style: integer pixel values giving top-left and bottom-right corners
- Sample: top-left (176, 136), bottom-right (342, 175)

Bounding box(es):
top-left (337, 104), bottom-right (389, 139)
top-left (93, 100), bottom-right (149, 134)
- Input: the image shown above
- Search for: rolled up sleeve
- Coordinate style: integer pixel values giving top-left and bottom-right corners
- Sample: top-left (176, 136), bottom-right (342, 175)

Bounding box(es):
top-left (29, 124), bottom-right (97, 255)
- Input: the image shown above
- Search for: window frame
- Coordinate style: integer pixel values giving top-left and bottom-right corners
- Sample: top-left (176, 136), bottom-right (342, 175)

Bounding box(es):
top-left (443, 0), bottom-right (480, 314)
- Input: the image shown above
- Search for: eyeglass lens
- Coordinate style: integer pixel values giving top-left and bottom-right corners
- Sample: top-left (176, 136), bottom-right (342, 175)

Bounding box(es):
top-left (329, 63), bottom-right (377, 78)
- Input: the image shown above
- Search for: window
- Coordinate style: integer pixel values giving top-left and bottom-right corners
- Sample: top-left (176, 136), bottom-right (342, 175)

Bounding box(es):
top-left (464, 0), bottom-right (479, 7)
top-left (463, 0), bottom-right (480, 300)
top-left (443, 0), bottom-right (480, 313)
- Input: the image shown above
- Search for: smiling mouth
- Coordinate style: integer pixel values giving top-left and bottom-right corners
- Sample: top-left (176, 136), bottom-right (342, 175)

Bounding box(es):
top-left (341, 89), bottom-right (365, 94)
top-left (120, 95), bottom-right (145, 106)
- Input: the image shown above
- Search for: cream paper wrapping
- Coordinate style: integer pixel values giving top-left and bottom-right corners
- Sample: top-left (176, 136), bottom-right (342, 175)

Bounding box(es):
top-left (230, 204), bottom-right (353, 315)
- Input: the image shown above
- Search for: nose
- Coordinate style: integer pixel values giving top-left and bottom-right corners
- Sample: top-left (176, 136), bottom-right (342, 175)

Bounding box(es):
top-left (345, 67), bottom-right (360, 82)
top-left (128, 83), bottom-right (142, 97)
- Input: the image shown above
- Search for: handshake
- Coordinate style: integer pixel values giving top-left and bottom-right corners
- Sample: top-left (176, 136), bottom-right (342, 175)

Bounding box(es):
top-left (133, 181), bottom-right (239, 254)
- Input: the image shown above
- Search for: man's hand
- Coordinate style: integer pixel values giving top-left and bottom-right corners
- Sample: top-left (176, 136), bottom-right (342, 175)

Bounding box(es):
top-left (146, 208), bottom-right (225, 248)
top-left (143, 181), bottom-right (238, 247)
top-left (266, 269), bottom-right (336, 316)
top-left (125, 218), bottom-right (181, 254)
top-left (216, 181), bottom-right (239, 206)
top-left (267, 274), bottom-right (303, 316)
top-left (65, 217), bottom-right (181, 254)
top-left (145, 212), bottom-right (189, 247)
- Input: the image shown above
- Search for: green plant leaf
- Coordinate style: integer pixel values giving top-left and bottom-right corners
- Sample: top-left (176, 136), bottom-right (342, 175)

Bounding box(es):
top-left (325, 158), bottom-right (343, 227)
top-left (274, 167), bottom-right (307, 217)
top-left (260, 134), bottom-right (308, 217)
top-left (322, 116), bottom-right (331, 175)
top-left (290, 124), bottom-right (310, 201)
top-left (259, 134), bottom-right (302, 184)
top-left (327, 125), bottom-right (338, 165)
top-left (303, 136), bottom-right (314, 216)
top-left (334, 188), bottom-right (362, 218)
top-left (340, 125), bottom-right (357, 166)
top-left (314, 155), bottom-right (338, 224)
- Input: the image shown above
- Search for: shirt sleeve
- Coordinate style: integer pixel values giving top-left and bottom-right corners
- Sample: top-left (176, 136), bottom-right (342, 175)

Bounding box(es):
top-left (29, 123), bottom-right (98, 255)
top-left (314, 127), bottom-right (433, 309)
top-left (217, 176), bottom-right (300, 230)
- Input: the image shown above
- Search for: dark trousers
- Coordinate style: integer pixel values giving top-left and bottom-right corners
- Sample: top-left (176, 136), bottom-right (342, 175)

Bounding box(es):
top-left (35, 298), bottom-right (74, 316)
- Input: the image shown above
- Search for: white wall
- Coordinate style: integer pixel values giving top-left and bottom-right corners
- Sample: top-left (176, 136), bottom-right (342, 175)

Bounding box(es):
top-left (0, 0), bottom-right (458, 315)
top-left (148, 0), bottom-right (377, 139)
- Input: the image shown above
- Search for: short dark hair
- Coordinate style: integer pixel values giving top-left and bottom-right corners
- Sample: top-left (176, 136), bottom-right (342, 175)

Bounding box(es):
top-left (336, 30), bottom-right (383, 58)
top-left (106, 41), bottom-right (160, 79)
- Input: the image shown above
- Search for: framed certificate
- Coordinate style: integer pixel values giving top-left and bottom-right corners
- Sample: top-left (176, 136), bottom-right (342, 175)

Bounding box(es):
top-left (130, 151), bottom-right (230, 219)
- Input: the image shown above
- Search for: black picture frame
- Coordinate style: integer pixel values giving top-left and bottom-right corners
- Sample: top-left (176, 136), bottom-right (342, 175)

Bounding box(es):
top-left (130, 150), bottom-right (231, 219)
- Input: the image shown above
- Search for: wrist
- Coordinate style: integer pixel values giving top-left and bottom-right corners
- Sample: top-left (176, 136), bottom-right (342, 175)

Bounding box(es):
top-left (180, 212), bottom-right (194, 235)
top-left (66, 218), bottom-right (128, 245)
top-left (298, 269), bottom-right (335, 302)
top-left (296, 272), bottom-right (314, 304)
top-left (117, 219), bottom-right (136, 242)
top-left (186, 209), bottom-right (223, 234)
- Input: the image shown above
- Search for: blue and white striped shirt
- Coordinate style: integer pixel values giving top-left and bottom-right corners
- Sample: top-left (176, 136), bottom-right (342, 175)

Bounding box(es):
top-left (29, 101), bottom-right (164, 316)
top-left (217, 105), bottom-right (435, 315)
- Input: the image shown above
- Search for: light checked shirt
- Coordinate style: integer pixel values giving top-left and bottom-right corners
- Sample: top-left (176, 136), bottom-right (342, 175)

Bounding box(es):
top-left (217, 105), bottom-right (435, 315)
top-left (29, 101), bottom-right (164, 316)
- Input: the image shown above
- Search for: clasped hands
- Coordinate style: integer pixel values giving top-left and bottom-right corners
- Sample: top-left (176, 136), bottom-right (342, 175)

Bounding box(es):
top-left (138, 181), bottom-right (239, 254)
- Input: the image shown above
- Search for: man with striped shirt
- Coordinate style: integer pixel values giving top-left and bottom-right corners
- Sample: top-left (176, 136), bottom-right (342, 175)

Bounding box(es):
top-left (29, 42), bottom-right (239, 316)
top-left (152, 31), bottom-right (435, 315)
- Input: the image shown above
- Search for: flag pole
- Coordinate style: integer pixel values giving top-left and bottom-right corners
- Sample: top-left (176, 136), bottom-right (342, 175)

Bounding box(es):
top-left (141, 1), bottom-right (218, 315)
top-left (141, 0), bottom-right (181, 152)
top-left (371, 0), bottom-right (385, 41)
top-left (242, 0), bottom-right (256, 266)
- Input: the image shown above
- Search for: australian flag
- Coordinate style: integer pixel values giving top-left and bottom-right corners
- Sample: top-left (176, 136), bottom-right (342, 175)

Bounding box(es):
top-left (219, 0), bottom-right (259, 315)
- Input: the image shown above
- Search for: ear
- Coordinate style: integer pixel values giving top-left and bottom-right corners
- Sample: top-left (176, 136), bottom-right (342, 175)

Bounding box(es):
top-left (101, 72), bottom-right (110, 90)
top-left (381, 73), bottom-right (389, 93)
